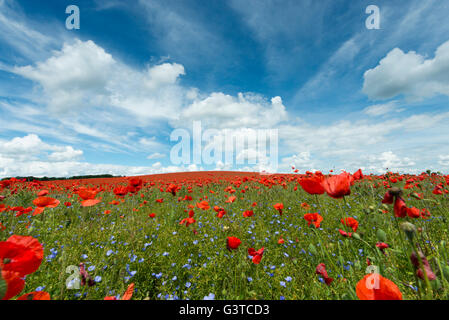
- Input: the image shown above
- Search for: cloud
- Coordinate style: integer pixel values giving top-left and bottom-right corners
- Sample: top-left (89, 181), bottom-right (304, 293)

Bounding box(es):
top-left (439, 155), bottom-right (449, 166)
top-left (12, 39), bottom-right (188, 122)
top-left (47, 146), bottom-right (83, 162)
top-left (176, 92), bottom-right (287, 129)
top-left (363, 40), bottom-right (449, 100)
top-left (13, 40), bottom-right (115, 113)
top-left (279, 151), bottom-right (315, 172)
top-left (0, 134), bottom-right (83, 163)
top-left (363, 101), bottom-right (404, 116)
top-left (0, 134), bottom-right (196, 178)
top-left (366, 151), bottom-right (416, 174)
top-left (0, 0), bottom-right (66, 62)
top-left (145, 63), bottom-right (185, 90)
top-left (147, 152), bottom-right (166, 160)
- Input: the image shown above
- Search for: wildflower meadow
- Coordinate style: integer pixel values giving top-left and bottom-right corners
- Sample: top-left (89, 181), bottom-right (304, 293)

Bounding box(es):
top-left (1, 169), bottom-right (448, 300)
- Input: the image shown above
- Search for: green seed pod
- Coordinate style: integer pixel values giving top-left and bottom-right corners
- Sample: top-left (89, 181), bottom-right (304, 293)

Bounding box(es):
top-left (376, 229), bottom-right (387, 242)
top-left (400, 222), bottom-right (417, 241)
top-left (308, 243), bottom-right (318, 256)
top-left (389, 187), bottom-right (402, 197)
top-left (352, 233), bottom-right (361, 240)
top-left (410, 192), bottom-right (422, 200)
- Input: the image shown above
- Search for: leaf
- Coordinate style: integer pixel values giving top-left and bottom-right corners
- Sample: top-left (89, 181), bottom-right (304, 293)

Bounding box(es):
top-left (442, 266), bottom-right (449, 282)
top-left (376, 229), bottom-right (387, 242)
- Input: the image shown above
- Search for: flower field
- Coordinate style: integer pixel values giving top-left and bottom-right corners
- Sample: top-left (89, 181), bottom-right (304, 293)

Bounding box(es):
top-left (1, 170), bottom-right (449, 300)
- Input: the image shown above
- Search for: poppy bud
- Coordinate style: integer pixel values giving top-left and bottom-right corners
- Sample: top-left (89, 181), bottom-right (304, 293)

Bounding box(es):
top-left (410, 251), bottom-right (436, 281)
top-left (410, 192), bottom-right (422, 200)
top-left (376, 229), bottom-right (387, 242)
top-left (400, 222), bottom-right (417, 241)
top-left (389, 187), bottom-right (402, 197)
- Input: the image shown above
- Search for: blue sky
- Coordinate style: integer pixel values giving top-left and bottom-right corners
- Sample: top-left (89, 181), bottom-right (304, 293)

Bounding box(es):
top-left (1, 0), bottom-right (449, 177)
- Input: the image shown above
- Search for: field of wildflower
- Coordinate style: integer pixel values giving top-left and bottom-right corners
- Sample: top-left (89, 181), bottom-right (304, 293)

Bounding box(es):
top-left (1, 169), bottom-right (448, 300)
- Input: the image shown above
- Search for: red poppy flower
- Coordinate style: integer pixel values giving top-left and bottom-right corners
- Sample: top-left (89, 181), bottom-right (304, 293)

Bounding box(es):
top-left (303, 213), bottom-right (323, 228)
top-left (79, 262), bottom-right (95, 287)
top-left (0, 270), bottom-right (25, 300)
top-left (339, 229), bottom-right (352, 237)
top-left (32, 196), bottom-right (60, 216)
top-left (37, 190), bottom-right (49, 197)
top-left (322, 172), bottom-right (352, 199)
top-left (243, 210), bottom-right (254, 218)
top-left (180, 217), bottom-right (195, 226)
top-left (149, 213), bottom-right (156, 218)
top-left (225, 196), bottom-right (236, 203)
top-left (113, 186), bottom-right (129, 197)
top-left (341, 217), bottom-right (358, 232)
top-left (17, 291), bottom-right (51, 300)
top-left (196, 201), bottom-right (210, 210)
top-left (376, 242), bottom-right (389, 254)
top-left (381, 191), bottom-right (394, 204)
top-left (393, 197), bottom-right (407, 218)
top-left (226, 237), bottom-right (241, 251)
top-left (356, 274), bottom-right (402, 300)
top-left (316, 263), bottom-right (333, 285)
top-left (216, 210), bottom-right (226, 218)
top-left (104, 283), bottom-right (134, 300)
top-left (301, 202), bottom-right (310, 210)
top-left (410, 251), bottom-right (436, 281)
top-left (248, 247), bottom-right (264, 264)
top-left (121, 283), bottom-right (134, 300)
top-left (0, 235), bottom-right (43, 277)
top-left (76, 188), bottom-right (102, 207)
top-left (127, 178), bottom-right (143, 194)
top-left (406, 206), bottom-right (421, 218)
top-left (298, 175), bottom-right (325, 195)
top-left (273, 203), bottom-right (284, 215)
top-left (12, 206), bottom-right (33, 217)
top-left (352, 169), bottom-right (364, 181)
top-left (166, 184), bottom-right (180, 196)
top-left (432, 185), bottom-right (443, 195)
